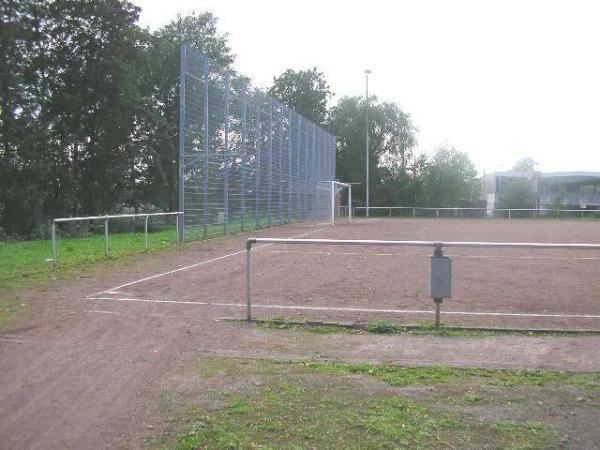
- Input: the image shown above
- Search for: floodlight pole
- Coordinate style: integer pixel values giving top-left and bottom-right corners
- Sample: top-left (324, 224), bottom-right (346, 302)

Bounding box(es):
top-left (365, 69), bottom-right (371, 218)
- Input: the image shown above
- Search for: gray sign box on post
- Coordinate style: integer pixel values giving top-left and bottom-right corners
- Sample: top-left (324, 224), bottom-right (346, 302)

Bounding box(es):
top-left (430, 256), bottom-right (452, 299)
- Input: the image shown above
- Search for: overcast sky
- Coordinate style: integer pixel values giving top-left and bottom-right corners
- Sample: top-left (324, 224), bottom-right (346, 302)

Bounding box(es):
top-left (133, 0), bottom-right (600, 174)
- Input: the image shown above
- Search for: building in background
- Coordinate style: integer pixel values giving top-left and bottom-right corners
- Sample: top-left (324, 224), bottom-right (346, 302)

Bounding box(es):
top-left (483, 171), bottom-right (600, 210)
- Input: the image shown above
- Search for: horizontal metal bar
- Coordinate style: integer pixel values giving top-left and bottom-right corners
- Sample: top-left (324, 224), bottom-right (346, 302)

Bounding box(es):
top-left (248, 238), bottom-right (600, 250)
top-left (353, 206), bottom-right (599, 213)
top-left (54, 212), bottom-right (183, 223)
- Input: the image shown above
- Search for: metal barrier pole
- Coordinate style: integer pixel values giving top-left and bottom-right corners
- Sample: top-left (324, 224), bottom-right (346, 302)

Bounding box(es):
top-left (104, 217), bottom-right (109, 257)
top-left (51, 221), bottom-right (57, 270)
top-left (330, 181), bottom-right (335, 226)
top-left (348, 186), bottom-right (352, 222)
top-left (413, 207), bottom-right (416, 218)
top-left (433, 243), bottom-right (444, 329)
top-left (508, 210), bottom-right (511, 220)
top-left (436, 209), bottom-right (439, 219)
top-left (144, 215), bottom-right (149, 249)
top-left (176, 213), bottom-right (180, 243)
top-left (246, 240), bottom-right (253, 321)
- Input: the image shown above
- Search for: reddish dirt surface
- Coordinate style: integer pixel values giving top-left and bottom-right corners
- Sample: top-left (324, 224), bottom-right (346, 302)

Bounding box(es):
top-left (1, 218), bottom-right (600, 448)
top-left (96, 218), bottom-right (600, 330)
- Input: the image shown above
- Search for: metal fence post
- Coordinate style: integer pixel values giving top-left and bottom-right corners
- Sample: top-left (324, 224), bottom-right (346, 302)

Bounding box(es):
top-left (178, 45), bottom-right (186, 242)
top-left (144, 215), bottom-right (149, 249)
top-left (51, 221), bottom-right (57, 270)
top-left (104, 216), bottom-right (109, 257)
top-left (278, 105), bottom-right (284, 225)
top-left (436, 209), bottom-right (440, 219)
top-left (508, 209), bottom-right (511, 220)
top-left (413, 207), bottom-right (416, 218)
top-left (331, 181), bottom-right (335, 226)
top-left (203, 58), bottom-right (210, 237)
top-left (255, 92), bottom-right (261, 230)
top-left (267, 97), bottom-right (273, 227)
top-left (223, 72), bottom-right (230, 235)
top-left (296, 115), bottom-right (302, 219)
top-left (246, 240), bottom-right (253, 322)
top-left (175, 213), bottom-right (180, 244)
top-left (241, 84), bottom-right (247, 232)
top-left (287, 108), bottom-right (292, 224)
top-left (348, 186), bottom-right (352, 222)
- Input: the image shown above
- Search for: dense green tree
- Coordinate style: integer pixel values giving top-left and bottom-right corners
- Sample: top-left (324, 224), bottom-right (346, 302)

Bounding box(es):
top-left (1, 0), bottom-right (143, 235)
top-left (327, 96), bottom-right (417, 206)
top-left (268, 68), bottom-right (332, 126)
top-left (133, 12), bottom-right (234, 212)
top-left (422, 147), bottom-right (480, 207)
top-left (0, 4), bottom-right (235, 236)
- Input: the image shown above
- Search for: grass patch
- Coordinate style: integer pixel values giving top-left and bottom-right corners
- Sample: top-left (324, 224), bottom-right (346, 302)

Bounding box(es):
top-left (253, 317), bottom-right (598, 337)
top-left (300, 360), bottom-right (600, 390)
top-left (167, 358), bottom-right (575, 449)
top-left (0, 216), bottom-right (286, 289)
top-left (0, 228), bottom-right (178, 288)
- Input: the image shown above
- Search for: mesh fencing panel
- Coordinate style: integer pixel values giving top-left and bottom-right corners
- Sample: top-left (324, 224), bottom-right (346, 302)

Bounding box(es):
top-left (179, 46), bottom-right (336, 240)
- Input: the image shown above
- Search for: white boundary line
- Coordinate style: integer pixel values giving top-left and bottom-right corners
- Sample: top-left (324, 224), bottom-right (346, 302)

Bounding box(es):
top-left (83, 297), bottom-right (600, 320)
top-left (90, 227), bottom-right (326, 296)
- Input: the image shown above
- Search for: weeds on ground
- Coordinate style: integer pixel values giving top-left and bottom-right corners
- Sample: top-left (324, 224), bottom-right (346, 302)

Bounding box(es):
top-left (163, 357), bottom-right (584, 450)
top-left (254, 317), bottom-right (595, 338)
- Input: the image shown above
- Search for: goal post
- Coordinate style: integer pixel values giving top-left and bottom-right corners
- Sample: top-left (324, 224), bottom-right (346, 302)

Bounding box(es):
top-left (330, 181), bottom-right (352, 227)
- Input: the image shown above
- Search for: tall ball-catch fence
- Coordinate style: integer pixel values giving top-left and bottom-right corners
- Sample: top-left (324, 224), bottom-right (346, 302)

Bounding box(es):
top-left (179, 46), bottom-right (336, 240)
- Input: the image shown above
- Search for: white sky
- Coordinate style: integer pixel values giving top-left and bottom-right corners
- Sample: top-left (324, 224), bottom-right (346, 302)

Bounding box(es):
top-left (133, 0), bottom-right (600, 174)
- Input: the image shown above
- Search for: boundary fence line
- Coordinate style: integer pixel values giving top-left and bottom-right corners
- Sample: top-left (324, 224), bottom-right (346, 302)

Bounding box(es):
top-left (350, 206), bottom-right (600, 219)
top-left (51, 212), bottom-right (183, 269)
top-left (244, 237), bottom-right (600, 326)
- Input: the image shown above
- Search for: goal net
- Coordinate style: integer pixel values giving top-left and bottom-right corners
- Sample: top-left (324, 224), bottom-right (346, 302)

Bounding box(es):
top-left (330, 181), bottom-right (352, 226)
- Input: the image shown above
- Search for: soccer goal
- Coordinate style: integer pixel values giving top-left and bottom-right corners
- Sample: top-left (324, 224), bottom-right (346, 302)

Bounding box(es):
top-left (330, 181), bottom-right (352, 227)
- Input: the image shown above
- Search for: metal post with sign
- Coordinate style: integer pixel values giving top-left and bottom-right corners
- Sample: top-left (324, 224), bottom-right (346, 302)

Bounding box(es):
top-left (430, 243), bottom-right (452, 329)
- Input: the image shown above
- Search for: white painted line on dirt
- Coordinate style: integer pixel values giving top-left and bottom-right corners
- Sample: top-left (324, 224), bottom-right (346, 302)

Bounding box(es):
top-left (89, 228), bottom-right (325, 296)
top-left (83, 296), bottom-right (600, 319)
top-left (260, 249), bottom-right (600, 261)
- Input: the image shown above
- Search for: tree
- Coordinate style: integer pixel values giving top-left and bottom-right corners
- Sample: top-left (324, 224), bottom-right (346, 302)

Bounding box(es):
top-left (327, 96), bottom-right (418, 207)
top-left (513, 157), bottom-right (537, 173)
top-left (268, 68), bottom-right (333, 126)
top-left (0, 0), bottom-right (144, 235)
top-left (422, 147), bottom-right (480, 207)
top-left (500, 179), bottom-right (536, 209)
top-left (133, 12), bottom-right (234, 211)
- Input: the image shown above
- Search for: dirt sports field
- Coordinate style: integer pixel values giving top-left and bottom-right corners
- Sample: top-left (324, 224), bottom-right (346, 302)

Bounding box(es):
top-left (1, 218), bottom-right (600, 448)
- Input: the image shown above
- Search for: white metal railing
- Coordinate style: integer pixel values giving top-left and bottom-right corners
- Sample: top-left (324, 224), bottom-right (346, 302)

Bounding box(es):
top-left (244, 237), bottom-right (600, 326)
top-left (350, 206), bottom-right (600, 220)
top-left (51, 212), bottom-right (183, 269)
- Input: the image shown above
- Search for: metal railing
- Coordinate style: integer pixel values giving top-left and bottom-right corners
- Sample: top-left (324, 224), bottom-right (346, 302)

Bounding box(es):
top-left (350, 206), bottom-right (600, 219)
top-left (51, 212), bottom-right (183, 269)
top-left (244, 237), bottom-right (600, 327)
